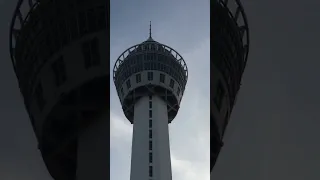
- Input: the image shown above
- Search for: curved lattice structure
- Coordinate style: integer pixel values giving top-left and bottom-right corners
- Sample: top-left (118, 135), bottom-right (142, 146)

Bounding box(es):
top-left (9, 0), bottom-right (108, 179)
top-left (113, 36), bottom-right (188, 123)
top-left (211, 0), bottom-right (250, 171)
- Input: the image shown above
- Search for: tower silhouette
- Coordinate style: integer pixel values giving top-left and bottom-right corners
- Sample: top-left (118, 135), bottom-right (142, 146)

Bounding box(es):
top-left (113, 23), bottom-right (188, 180)
top-left (9, 0), bottom-right (109, 179)
top-left (211, 0), bottom-right (250, 174)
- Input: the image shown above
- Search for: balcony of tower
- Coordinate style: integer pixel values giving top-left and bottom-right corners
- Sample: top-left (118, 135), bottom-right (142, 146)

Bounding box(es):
top-left (113, 32), bottom-right (188, 124)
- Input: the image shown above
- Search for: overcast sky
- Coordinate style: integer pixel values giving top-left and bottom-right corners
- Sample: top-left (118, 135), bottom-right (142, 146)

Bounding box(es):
top-left (110, 0), bottom-right (210, 180)
top-left (1, 0), bottom-right (320, 180)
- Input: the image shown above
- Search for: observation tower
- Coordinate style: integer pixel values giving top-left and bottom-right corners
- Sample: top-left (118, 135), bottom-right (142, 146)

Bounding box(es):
top-left (211, 0), bottom-right (250, 173)
top-left (113, 23), bottom-right (188, 180)
top-left (9, 0), bottom-right (109, 179)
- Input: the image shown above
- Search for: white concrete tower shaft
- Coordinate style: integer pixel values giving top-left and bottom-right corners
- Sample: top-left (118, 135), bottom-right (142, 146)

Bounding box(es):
top-left (130, 95), bottom-right (172, 180)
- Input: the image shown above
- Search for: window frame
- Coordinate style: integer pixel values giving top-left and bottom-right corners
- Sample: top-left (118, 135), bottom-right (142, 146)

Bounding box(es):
top-left (148, 72), bottom-right (153, 81)
top-left (136, 73), bottom-right (141, 83)
top-left (169, 79), bottom-right (174, 88)
top-left (160, 73), bottom-right (165, 83)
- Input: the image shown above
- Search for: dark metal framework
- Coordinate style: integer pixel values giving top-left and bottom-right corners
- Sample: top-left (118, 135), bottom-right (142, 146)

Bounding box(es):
top-left (211, 0), bottom-right (250, 171)
top-left (213, 0), bottom-right (250, 113)
top-left (9, 0), bottom-right (39, 72)
top-left (113, 41), bottom-right (188, 86)
top-left (217, 0), bottom-right (250, 65)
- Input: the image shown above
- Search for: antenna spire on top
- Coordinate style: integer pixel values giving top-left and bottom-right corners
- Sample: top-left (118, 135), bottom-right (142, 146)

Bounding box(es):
top-left (149, 21), bottom-right (152, 38)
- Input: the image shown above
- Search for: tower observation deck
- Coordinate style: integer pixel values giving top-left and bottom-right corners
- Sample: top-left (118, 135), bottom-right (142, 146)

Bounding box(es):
top-left (211, 0), bottom-right (250, 173)
top-left (9, 0), bottom-right (109, 179)
top-left (113, 23), bottom-right (188, 180)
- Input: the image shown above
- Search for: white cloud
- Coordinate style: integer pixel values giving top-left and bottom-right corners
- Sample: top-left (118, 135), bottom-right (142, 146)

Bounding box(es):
top-left (110, 112), bottom-right (132, 180)
top-left (171, 153), bottom-right (210, 180)
top-left (110, 112), bottom-right (132, 140)
top-left (170, 38), bottom-right (210, 180)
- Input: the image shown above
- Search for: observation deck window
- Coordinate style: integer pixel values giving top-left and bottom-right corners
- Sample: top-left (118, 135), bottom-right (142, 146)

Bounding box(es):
top-left (137, 54), bottom-right (142, 61)
top-left (169, 79), bottom-right (174, 88)
top-left (151, 44), bottom-right (155, 50)
top-left (136, 73), bottom-right (141, 83)
top-left (160, 73), bottom-right (165, 83)
top-left (148, 72), bottom-right (153, 81)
